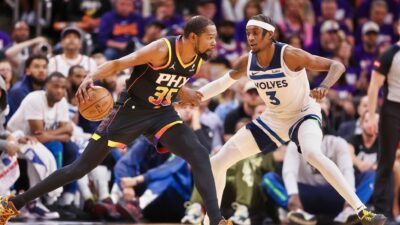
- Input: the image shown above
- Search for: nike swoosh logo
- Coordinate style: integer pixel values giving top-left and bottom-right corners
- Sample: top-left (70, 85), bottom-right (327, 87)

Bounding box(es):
top-left (251, 72), bottom-right (257, 76)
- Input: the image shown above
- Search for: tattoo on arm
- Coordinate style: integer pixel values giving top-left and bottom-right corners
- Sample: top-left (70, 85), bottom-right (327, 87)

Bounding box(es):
top-left (320, 61), bottom-right (346, 88)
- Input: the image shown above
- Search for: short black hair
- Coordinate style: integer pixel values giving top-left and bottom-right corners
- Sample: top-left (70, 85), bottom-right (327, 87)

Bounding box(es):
top-left (250, 14), bottom-right (275, 37)
top-left (25, 54), bottom-right (49, 70)
top-left (68, 65), bottom-right (84, 77)
top-left (46, 71), bottom-right (66, 84)
top-left (183, 15), bottom-right (215, 38)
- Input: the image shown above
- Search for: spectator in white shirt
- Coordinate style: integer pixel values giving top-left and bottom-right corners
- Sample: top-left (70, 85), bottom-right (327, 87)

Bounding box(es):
top-left (48, 27), bottom-right (97, 76)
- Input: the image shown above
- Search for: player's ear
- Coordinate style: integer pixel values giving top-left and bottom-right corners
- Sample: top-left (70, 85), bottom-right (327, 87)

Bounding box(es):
top-left (189, 32), bottom-right (197, 43)
top-left (267, 31), bottom-right (274, 40)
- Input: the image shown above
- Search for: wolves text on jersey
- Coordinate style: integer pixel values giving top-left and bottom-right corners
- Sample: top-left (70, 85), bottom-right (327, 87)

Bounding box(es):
top-left (254, 79), bottom-right (288, 90)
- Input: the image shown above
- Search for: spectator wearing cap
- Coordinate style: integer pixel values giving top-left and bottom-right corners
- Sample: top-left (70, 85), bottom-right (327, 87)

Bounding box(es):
top-left (312, 0), bottom-right (353, 45)
top-left (216, 20), bottom-right (243, 66)
top-left (48, 26), bottom-right (97, 77)
top-left (98, 0), bottom-right (144, 60)
top-left (307, 20), bottom-right (342, 59)
top-left (277, 0), bottom-right (314, 48)
top-left (223, 81), bottom-right (262, 142)
top-left (355, 0), bottom-right (396, 45)
top-left (353, 21), bottom-right (380, 94)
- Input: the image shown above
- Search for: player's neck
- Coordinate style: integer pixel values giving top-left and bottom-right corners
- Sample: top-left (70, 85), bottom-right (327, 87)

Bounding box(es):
top-left (256, 44), bottom-right (275, 68)
top-left (179, 37), bottom-right (197, 64)
top-left (63, 51), bottom-right (80, 60)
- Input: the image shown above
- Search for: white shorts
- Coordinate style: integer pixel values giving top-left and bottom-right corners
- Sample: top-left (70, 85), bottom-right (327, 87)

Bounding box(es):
top-left (252, 101), bottom-right (322, 148)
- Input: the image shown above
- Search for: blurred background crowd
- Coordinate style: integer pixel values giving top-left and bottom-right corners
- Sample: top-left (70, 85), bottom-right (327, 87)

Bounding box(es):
top-left (0, 0), bottom-right (400, 224)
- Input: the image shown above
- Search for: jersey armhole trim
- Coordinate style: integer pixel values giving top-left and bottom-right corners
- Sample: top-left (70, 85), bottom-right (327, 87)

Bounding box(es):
top-left (281, 45), bottom-right (303, 78)
top-left (194, 58), bottom-right (203, 75)
top-left (148, 38), bottom-right (172, 70)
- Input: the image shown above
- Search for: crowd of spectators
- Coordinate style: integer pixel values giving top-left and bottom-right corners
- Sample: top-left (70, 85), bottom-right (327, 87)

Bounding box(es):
top-left (1, 0), bottom-right (400, 224)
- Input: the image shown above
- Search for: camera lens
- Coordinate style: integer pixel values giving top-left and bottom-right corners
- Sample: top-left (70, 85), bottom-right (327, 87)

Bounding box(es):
top-left (41, 45), bottom-right (48, 53)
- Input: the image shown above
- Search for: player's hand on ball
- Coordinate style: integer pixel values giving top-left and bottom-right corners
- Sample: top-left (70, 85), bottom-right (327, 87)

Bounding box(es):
top-left (76, 77), bottom-right (94, 104)
top-left (310, 86), bottom-right (328, 102)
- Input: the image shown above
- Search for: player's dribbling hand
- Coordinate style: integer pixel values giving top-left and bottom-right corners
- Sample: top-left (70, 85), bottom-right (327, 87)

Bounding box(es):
top-left (76, 77), bottom-right (94, 104)
top-left (310, 86), bottom-right (328, 102)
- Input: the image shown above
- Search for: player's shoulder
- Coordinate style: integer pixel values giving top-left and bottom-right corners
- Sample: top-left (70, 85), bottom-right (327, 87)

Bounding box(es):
top-left (282, 44), bottom-right (304, 57)
top-left (144, 38), bottom-right (171, 54)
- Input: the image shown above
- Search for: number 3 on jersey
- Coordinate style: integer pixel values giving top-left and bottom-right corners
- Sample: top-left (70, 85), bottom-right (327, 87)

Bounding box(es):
top-left (149, 86), bottom-right (178, 106)
top-left (266, 91), bottom-right (280, 105)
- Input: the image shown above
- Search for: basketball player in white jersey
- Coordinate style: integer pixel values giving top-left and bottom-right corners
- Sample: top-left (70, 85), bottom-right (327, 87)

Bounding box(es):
top-left (194, 14), bottom-right (386, 225)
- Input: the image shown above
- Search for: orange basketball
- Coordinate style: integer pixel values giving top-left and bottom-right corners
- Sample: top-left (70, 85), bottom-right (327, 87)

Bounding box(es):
top-left (78, 86), bottom-right (114, 121)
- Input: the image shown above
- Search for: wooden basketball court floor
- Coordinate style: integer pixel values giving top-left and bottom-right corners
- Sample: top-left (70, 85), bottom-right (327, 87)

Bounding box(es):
top-left (10, 222), bottom-right (182, 225)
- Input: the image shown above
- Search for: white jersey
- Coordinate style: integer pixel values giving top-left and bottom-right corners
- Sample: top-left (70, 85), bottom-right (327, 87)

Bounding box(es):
top-left (247, 42), bottom-right (313, 117)
top-left (48, 54), bottom-right (97, 77)
top-left (247, 42), bottom-right (321, 147)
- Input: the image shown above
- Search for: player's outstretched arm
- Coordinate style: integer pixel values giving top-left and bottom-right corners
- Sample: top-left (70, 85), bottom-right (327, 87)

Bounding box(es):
top-left (284, 46), bottom-right (346, 101)
top-left (77, 39), bottom-right (169, 103)
top-left (197, 54), bottom-right (248, 101)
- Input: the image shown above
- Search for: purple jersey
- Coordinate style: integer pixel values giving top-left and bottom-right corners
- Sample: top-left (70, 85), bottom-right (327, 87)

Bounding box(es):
top-left (353, 44), bottom-right (378, 73)
top-left (97, 10), bottom-right (144, 47)
top-left (355, 24), bottom-right (396, 46)
top-left (313, 21), bottom-right (352, 39)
